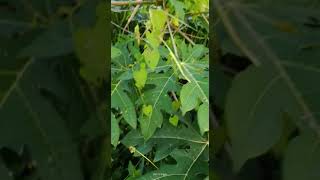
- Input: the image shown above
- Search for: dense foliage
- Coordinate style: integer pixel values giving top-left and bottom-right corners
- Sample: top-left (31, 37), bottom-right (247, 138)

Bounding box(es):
top-left (0, 1), bottom-right (108, 180)
top-left (213, 0), bottom-right (320, 179)
top-left (111, 0), bottom-right (209, 179)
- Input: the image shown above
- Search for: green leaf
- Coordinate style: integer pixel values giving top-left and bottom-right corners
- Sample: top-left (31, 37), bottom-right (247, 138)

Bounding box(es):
top-left (217, 0), bottom-right (320, 171)
top-left (0, 60), bottom-right (84, 180)
top-left (185, 0), bottom-right (208, 14)
top-left (180, 82), bottom-right (200, 114)
top-left (111, 81), bottom-right (137, 129)
top-left (111, 113), bottom-right (120, 147)
top-left (180, 78), bottom-right (208, 115)
top-left (142, 104), bottom-right (153, 117)
top-left (149, 9), bottom-right (167, 32)
top-left (169, 115), bottom-right (179, 127)
top-left (112, 35), bottom-right (135, 69)
top-left (216, 1), bottom-right (320, 65)
top-left (198, 103), bottom-right (209, 135)
top-left (128, 161), bottom-right (135, 176)
top-left (122, 121), bottom-right (208, 179)
top-left (112, 1), bottom-right (209, 178)
top-left (134, 24), bottom-right (140, 45)
top-left (168, 0), bottom-right (186, 23)
top-left (225, 65), bottom-right (301, 171)
top-left (283, 133), bottom-right (320, 180)
top-left (170, 41), bottom-right (209, 116)
top-left (137, 147), bottom-right (208, 180)
top-left (143, 9), bottom-right (168, 71)
top-left (138, 71), bottom-right (178, 140)
top-left (133, 63), bottom-right (148, 90)
top-left (139, 109), bottom-right (162, 141)
top-left (111, 46), bottom-right (122, 59)
top-left (143, 31), bottom-right (161, 70)
top-left (172, 100), bottom-right (180, 112)
top-left (146, 31), bottom-right (161, 48)
top-left (18, 22), bottom-right (73, 58)
top-left (127, 161), bottom-right (141, 178)
top-left (74, 3), bottom-right (107, 85)
top-left (143, 48), bottom-right (160, 71)
top-left (0, 19), bottom-right (32, 37)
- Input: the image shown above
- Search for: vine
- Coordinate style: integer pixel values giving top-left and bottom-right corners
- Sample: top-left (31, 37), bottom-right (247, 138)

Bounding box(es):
top-left (111, 0), bottom-right (209, 179)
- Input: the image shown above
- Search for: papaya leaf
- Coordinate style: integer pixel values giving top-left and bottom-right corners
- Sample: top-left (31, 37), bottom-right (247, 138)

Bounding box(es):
top-left (283, 132), bottom-right (320, 180)
top-left (111, 81), bottom-right (137, 129)
top-left (174, 41), bottom-right (209, 135)
top-left (122, 121), bottom-right (208, 179)
top-left (216, 0), bottom-right (320, 170)
top-left (138, 71), bottom-right (178, 140)
top-left (0, 60), bottom-right (83, 180)
top-left (225, 65), bottom-right (300, 171)
top-left (18, 21), bottom-right (73, 59)
top-left (111, 1), bottom-right (209, 178)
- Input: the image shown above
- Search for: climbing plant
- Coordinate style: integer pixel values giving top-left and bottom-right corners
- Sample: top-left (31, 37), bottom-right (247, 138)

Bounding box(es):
top-left (111, 0), bottom-right (209, 179)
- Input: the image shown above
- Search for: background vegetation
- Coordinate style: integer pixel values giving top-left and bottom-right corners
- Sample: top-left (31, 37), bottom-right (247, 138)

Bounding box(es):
top-left (0, 1), bottom-right (108, 180)
top-left (212, 0), bottom-right (320, 179)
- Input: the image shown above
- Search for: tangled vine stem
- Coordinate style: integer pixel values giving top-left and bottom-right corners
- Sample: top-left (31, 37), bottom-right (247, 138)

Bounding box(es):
top-left (111, 0), bottom-right (162, 6)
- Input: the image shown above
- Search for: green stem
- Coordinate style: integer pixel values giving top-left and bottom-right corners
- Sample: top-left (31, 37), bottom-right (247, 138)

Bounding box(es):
top-left (111, 0), bottom-right (162, 6)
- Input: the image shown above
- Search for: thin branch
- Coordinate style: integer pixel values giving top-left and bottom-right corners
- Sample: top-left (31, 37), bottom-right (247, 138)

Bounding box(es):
top-left (172, 25), bottom-right (195, 45)
top-left (123, 3), bottom-right (141, 33)
top-left (171, 91), bottom-right (178, 101)
top-left (111, 0), bottom-right (161, 6)
top-left (167, 20), bottom-right (180, 59)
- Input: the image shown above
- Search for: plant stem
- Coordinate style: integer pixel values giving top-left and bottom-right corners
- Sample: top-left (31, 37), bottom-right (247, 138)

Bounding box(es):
top-left (172, 25), bottom-right (195, 45)
top-left (111, 0), bottom-right (162, 6)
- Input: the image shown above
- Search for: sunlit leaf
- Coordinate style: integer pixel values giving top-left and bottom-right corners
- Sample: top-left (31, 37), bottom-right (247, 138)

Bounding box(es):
top-left (133, 63), bottom-right (148, 90)
top-left (74, 3), bottom-right (107, 85)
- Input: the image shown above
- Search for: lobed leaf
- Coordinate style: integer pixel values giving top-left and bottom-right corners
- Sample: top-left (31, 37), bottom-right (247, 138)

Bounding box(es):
top-left (122, 121), bottom-right (208, 178)
top-left (0, 60), bottom-right (84, 180)
top-left (111, 81), bottom-right (137, 129)
top-left (138, 71), bottom-right (178, 140)
top-left (283, 132), bottom-right (320, 180)
top-left (216, 0), bottom-right (320, 170)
